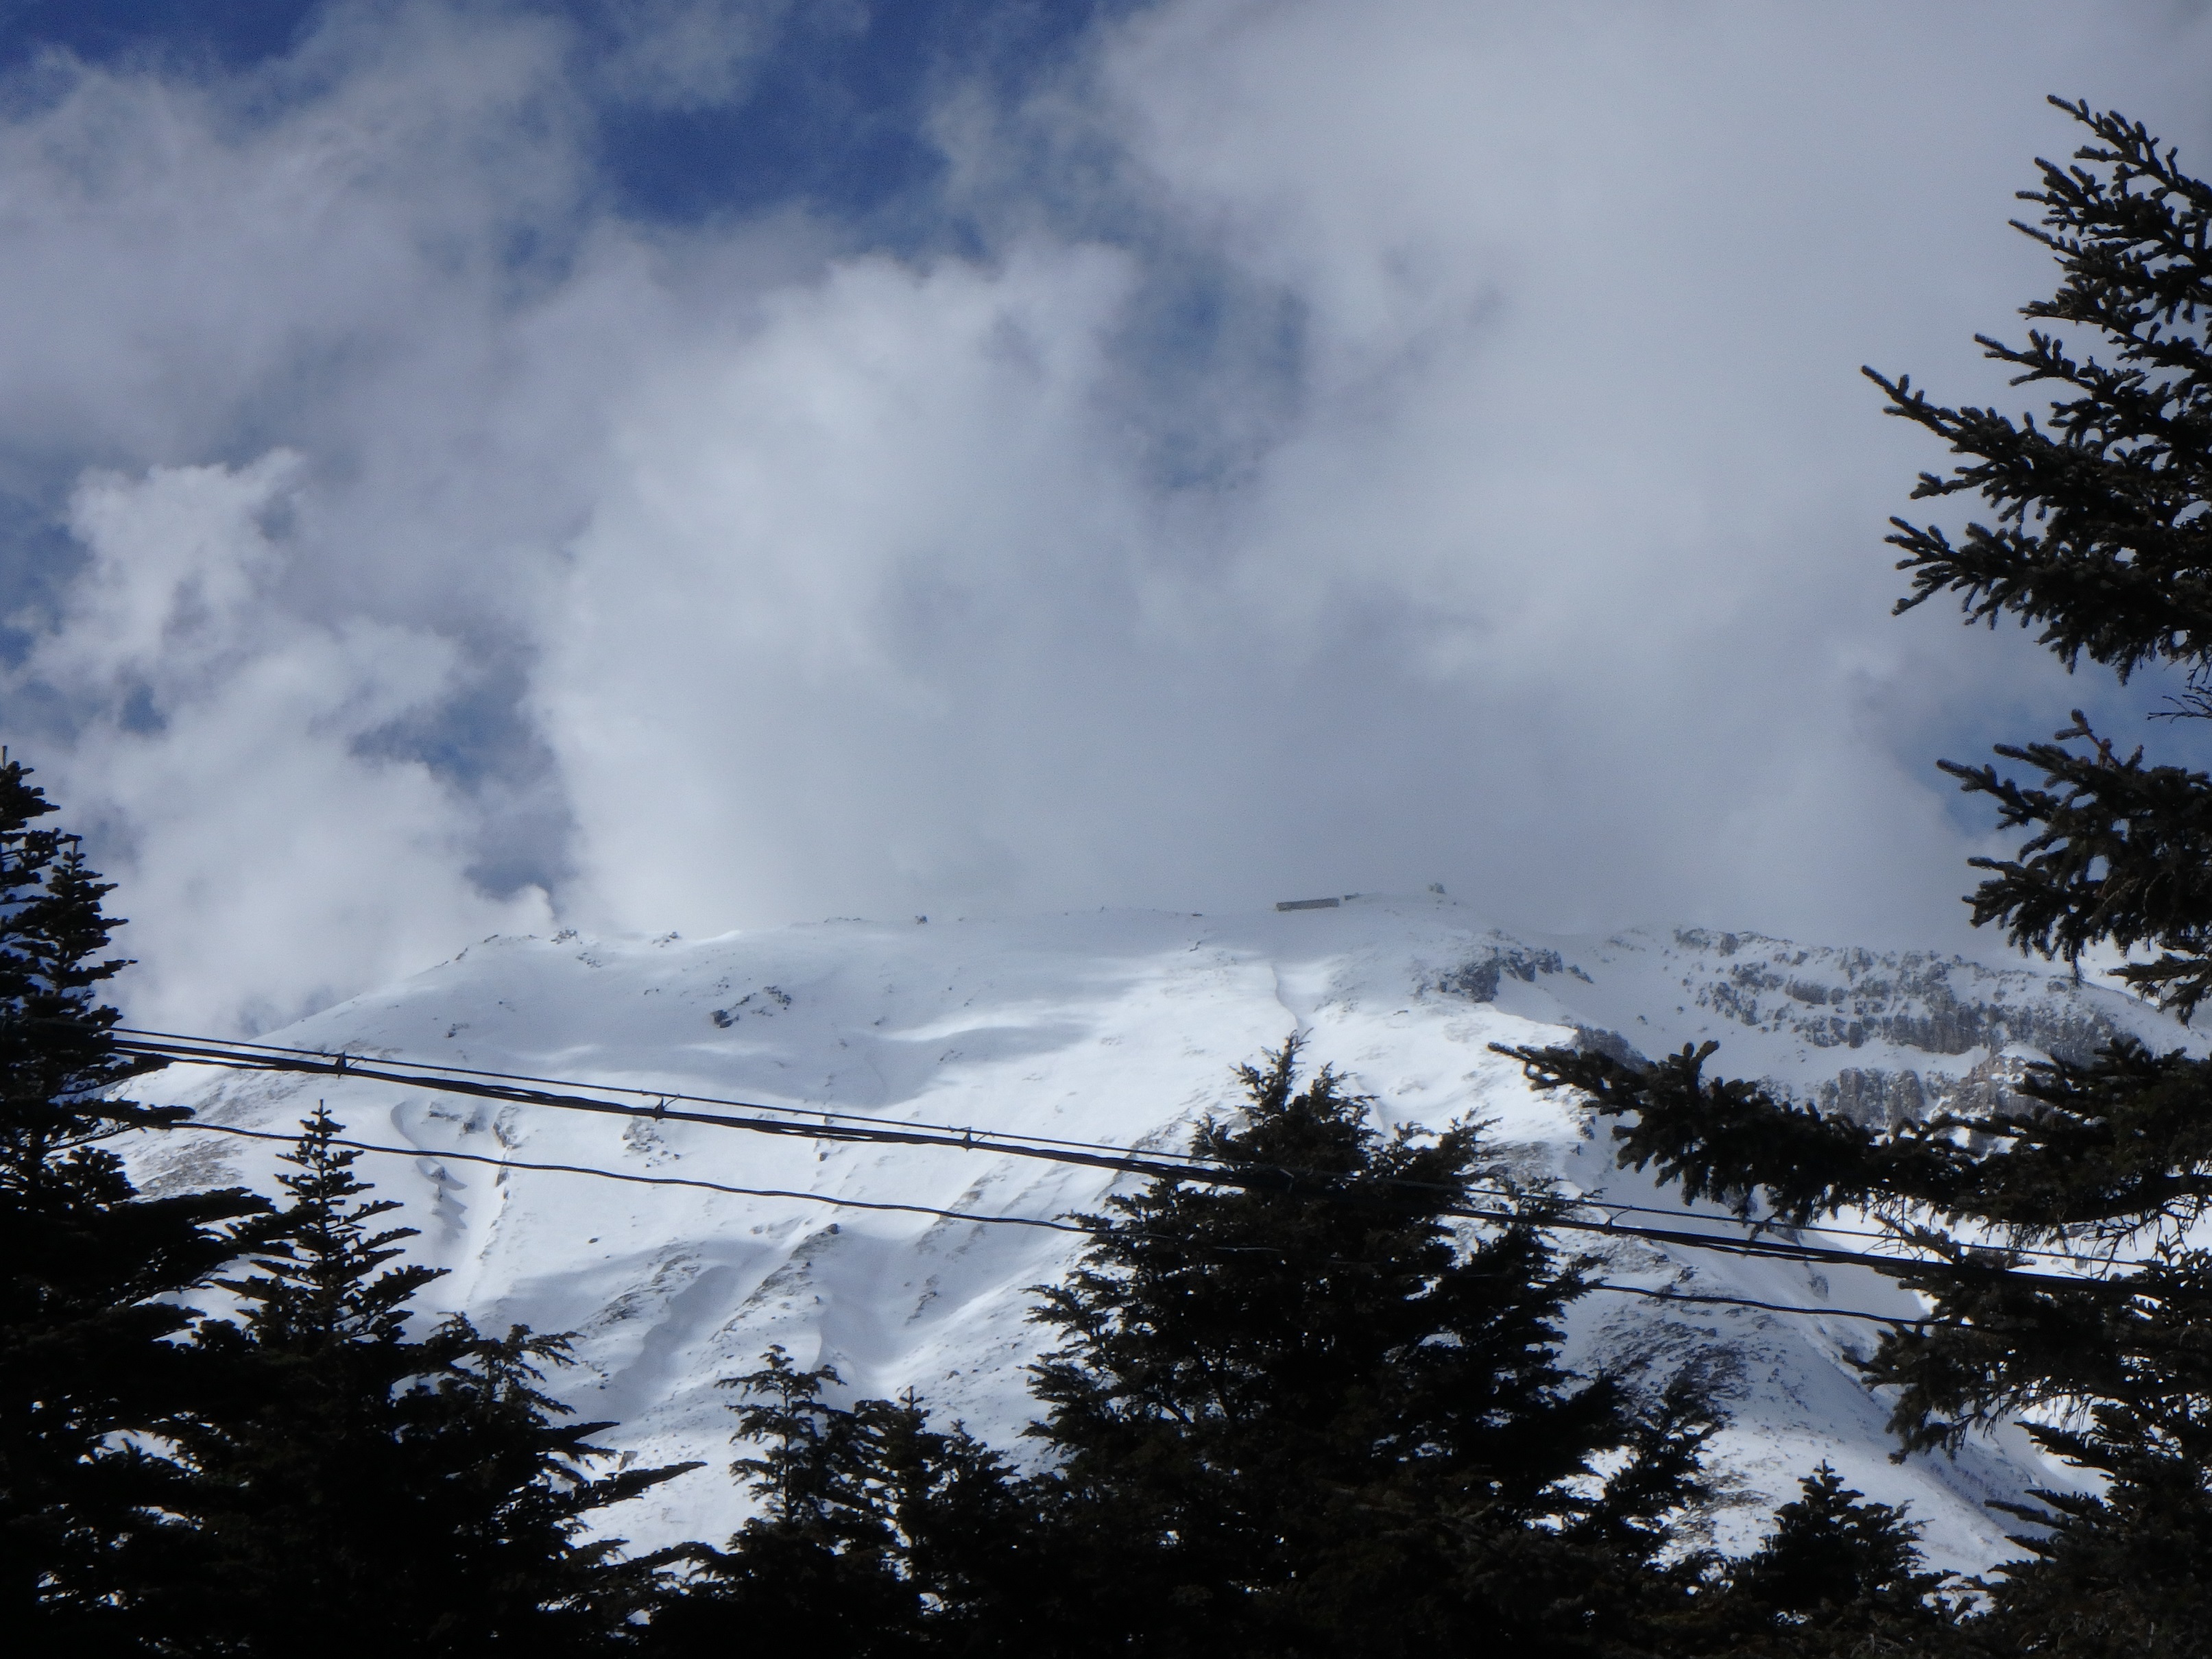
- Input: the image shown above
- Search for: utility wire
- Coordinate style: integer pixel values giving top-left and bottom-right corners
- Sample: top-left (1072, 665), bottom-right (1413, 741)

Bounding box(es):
top-left (167, 1119), bottom-right (1096, 1233)
top-left (115, 1028), bottom-right (1892, 1228)
top-left (115, 1027), bottom-right (2120, 1272)
top-left (127, 1037), bottom-right (1910, 1275)
top-left (122, 1034), bottom-right (1231, 1186)
top-left (122, 1032), bottom-right (2140, 1298)
top-left (159, 1117), bottom-right (1939, 1329)
top-left (121, 1034), bottom-right (2135, 1287)
top-left (116, 1026), bottom-right (1227, 1168)
top-left (1582, 1282), bottom-right (1923, 1324)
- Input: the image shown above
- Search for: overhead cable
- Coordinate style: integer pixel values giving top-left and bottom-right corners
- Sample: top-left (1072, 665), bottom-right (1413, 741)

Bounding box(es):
top-left (114, 1027), bottom-right (2116, 1270)
top-left (121, 1031), bottom-right (2136, 1295)
top-left (160, 1117), bottom-right (1940, 1329)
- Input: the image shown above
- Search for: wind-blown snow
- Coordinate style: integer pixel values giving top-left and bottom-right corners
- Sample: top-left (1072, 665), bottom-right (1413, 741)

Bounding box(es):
top-left (123, 895), bottom-right (2189, 1566)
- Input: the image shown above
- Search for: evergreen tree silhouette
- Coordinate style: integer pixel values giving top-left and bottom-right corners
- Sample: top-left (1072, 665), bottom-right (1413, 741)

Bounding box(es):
top-left (0, 753), bottom-right (268, 1653)
top-left (1019, 1039), bottom-right (1718, 1658)
top-left (1502, 100), bottom-right (2212, 1646)
top-left (1690, 1464), bottom-right (1959, 1656)
top-left (171, 1107), bottom-right (697, 1655)
top-left (667, 1046), bottom-right (1733, 1656)
top-left (651, 1346), bottom-right (1047, 1658)
top-left (1973, 1420), bottom-right (2212, 1656)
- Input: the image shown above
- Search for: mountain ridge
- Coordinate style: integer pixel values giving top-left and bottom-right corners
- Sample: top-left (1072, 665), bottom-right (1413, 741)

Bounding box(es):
top-left (121, 895), bottom-right (2193, 1566)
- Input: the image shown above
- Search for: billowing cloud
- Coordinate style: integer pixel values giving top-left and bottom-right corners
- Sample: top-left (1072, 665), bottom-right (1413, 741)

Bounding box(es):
top-left (4, 0), bottom-right (2212, 1033)
top-left (24, 455), bottom-right (551, 1032)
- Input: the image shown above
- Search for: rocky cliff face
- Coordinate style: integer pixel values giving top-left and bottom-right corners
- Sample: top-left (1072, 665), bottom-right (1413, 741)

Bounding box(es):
top-left (1434, 925), bottom-right (2151, 1122)
top-left (119, 897), bottom-right (2198, 1569)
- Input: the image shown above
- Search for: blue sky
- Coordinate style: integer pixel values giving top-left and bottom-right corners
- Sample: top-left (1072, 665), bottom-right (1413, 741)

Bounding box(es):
top-left (0, 2), bottom-right (1130, 226)
top-left (3, 0), bottom-right (2210, 1033)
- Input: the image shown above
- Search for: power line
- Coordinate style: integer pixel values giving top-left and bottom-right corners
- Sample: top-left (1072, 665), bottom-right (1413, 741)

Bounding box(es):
top-left (115, 1028), bottom-right (1893, 1231)
top-left (116, 1026), bottom-right (1231, 1170)
top-left (125, 1031), bottom-right (2140, 1304)
top-left (167, 1118), bottom-right (1096, 1233)
top-left (119, 1032), bottom-right (1212, 1187)
top-left (116, 1026), bottom-right (2119, 1272)
top-left (120, 1032), bottom-right (2140, 1287)
top-left (128, 1036), bottom-right (1899, 1273)
top-left (1583, 1281), bottom-right (1930, 1324)
top-left (158, 1117), bottom-right (1940, 1329)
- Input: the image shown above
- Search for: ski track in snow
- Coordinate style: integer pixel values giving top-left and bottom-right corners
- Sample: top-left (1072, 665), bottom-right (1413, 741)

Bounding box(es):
top-left (120, 895), bottom-right (2196, 1566)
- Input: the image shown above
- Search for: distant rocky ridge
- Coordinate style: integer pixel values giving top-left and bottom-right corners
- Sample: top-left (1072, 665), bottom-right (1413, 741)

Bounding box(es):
top-left (1430, 925), bottom-right (2148, 1128)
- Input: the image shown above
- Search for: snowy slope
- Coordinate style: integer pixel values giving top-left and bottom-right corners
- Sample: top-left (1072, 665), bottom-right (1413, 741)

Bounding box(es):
top-left (121, 895), bottom-right (2195, 1567)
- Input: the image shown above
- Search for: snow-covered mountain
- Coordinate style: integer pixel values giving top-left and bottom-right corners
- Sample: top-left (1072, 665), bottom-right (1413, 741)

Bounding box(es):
top-left (121, 894), bottom-right (2196, 1569)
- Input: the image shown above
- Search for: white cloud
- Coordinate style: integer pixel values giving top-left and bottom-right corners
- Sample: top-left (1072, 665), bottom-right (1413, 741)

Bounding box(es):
top-left (539, 241), bottom-right (1148, 932)
top-left (6, 0), bottom-right (2212, 1032)
top-left (20, 457), bottom-right (550, 1033)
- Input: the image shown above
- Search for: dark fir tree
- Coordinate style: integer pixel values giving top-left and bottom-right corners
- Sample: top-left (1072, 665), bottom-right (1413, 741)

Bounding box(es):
top-left (672, 1044), bottom-right (1720, 1658)
top-left (650, 1346), bottom-right (1048, 1658)
top-left (1017, 1040), bottom-right (1718, 1658)
top-left (0, 753), bottom-right (268, 1652)
top-left (651, 1347), bottom-right (917, 1655)
top-left (1686, 1464), bottom-right (1959, 1656)
top-left (169, 1108), bottom-right (696, 1655)
top-left (1503, 100), bottom-right (2212, 1652)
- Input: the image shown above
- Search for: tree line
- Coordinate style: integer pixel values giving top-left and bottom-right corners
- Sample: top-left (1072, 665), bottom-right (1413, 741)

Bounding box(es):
top-left (10, 97), bottom-right (2212, 1654)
